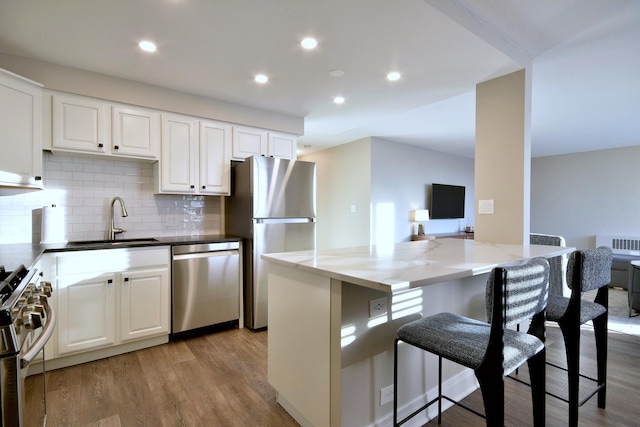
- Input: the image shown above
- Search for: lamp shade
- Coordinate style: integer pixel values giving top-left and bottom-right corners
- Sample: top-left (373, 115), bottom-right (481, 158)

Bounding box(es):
top-left (411, 209), bottom-right (430, 222)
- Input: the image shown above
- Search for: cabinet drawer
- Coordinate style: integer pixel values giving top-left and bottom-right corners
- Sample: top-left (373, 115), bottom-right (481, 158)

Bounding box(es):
top-left (55, 247), bottom-right (170, 275)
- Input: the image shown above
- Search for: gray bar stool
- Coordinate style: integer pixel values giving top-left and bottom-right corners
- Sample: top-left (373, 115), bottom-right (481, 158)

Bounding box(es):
top-left (544, 247), bottom-right (613, 427)
top-left (393, 257), bottom-right (550, 426)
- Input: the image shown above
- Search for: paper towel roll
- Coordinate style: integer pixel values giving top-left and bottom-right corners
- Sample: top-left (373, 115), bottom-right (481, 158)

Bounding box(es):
top-left (41, 205), bottom-right (67, 244)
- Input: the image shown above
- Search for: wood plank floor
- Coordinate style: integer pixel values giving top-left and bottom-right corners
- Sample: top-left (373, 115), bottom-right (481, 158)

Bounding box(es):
top-left (423, 324), bottom-right (640, 426)
top-left (29, 323), bottom-right (640, 426)
top-left (31, 327), bottom-right (299, 427)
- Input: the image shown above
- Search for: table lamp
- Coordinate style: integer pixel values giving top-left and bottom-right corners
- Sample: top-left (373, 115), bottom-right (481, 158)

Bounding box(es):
top-left (411, 209), bottom-right (429, 235)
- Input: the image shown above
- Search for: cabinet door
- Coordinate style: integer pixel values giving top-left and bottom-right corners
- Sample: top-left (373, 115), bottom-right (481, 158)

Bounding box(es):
top-left (120, 268), bottom-right (170, 342)
top-left (267, 131), bottom-right (297, 160)
top-left (56, 273), bottom-right (116, 356)
top-left (112, 106), bottom-right (159, 159)
top-left (52, 94), bottom-right (109, 153)
top-left (158, 113), bottom-right (197, 193)
top-left (0, 70), bottom-right (43, 188)
top-left (199, 120), bottom-right (232, 195)
top-left (232, 125), bottom-right (267, 160)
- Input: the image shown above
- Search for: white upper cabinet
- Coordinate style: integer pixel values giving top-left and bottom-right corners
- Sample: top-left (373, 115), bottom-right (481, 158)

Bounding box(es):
top-left (268, 131), bottom-right (298, 160)
top-left (156, 113), bottom-right (198, 193)
top-left (232, 125), bottom-right (297, 160)
top-left (232, 125), bottom-right (268, 160)
top-left (0, 68), bottom-right (43, 189)
top-left (51, 93), bottom-right (159, 161)
top-left (111, 106), bottom-right (160, 159)
top-left (52, 93), bottom-right (109, 154)
top-left (199, 120), bottom-right (232, 195)
top-left (155, 116), bottom-right (232, 196)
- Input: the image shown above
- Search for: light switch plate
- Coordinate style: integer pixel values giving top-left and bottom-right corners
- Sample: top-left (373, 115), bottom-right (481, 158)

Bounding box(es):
top-left (479, 199), bottom-right (495, 214)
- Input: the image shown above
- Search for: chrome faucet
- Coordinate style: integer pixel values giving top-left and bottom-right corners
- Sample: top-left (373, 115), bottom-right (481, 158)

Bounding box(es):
top-left (109, 197), bottom-right (128, 240)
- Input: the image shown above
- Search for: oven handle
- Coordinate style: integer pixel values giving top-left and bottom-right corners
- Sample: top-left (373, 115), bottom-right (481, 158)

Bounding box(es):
top-left (20, 304), bottom-right (56, 369)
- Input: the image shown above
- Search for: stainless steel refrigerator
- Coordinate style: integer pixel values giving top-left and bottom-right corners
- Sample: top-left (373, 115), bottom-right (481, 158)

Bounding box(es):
top-left (226, 156), bottom-right (316, 329)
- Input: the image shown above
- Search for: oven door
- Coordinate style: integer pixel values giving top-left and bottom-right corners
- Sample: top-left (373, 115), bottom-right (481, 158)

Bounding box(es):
top-left (22, 348), bottom-right (46, 426)
top-left (21, 302), bottom-right (56, 427)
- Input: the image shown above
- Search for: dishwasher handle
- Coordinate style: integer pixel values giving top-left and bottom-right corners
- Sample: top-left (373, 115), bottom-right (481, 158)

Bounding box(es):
top-left (173, 250), bottom-right (239, 261)
top-left (172, 242), bottom-right (240, 255)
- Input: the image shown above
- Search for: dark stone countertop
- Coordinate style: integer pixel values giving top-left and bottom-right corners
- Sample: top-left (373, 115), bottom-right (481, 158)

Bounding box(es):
top-left (0, 234), bottom-right (243, 270)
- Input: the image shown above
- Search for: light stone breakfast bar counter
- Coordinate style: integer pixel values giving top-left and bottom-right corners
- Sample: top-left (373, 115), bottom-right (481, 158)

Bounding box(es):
top-left (263, 238), bottom-right (574, 427)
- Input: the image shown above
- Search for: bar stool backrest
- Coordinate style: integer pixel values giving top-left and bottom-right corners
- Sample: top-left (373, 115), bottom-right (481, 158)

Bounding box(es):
top-left (530, 233), bottom-right (567, 296)
top-left (485, 257), bottom-right (550, 327)
top-left (566, 247), bottom-right (612, 292)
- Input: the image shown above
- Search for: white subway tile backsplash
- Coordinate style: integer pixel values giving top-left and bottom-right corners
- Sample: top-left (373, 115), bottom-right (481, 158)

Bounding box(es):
top-left (0, 152), bottom-right (223, 244)
top-left (49, 171), bottom-right (73, 180)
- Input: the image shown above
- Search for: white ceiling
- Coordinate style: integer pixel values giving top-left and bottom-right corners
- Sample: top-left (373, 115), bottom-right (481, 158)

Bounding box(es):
top-left (0, 0), bottom-right (638, 158)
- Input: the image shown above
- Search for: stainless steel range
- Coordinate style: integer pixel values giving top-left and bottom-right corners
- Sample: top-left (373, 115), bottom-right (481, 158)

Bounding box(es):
top-left (0, 264), bottom-right (55, 427)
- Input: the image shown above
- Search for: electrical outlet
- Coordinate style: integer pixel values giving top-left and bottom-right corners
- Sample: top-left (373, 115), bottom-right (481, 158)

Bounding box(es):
top-left (369, 297), bottom-right (388, 318)
top-left (166, 216), bottom-right (179, 227)
top-left (380, 385), bottom-right (394, 405)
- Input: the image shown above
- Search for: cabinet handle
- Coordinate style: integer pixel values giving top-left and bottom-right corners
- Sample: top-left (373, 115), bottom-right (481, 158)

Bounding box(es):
top-left (202, 185), bottom-right (206, 189)
top-left (98, 143), bottom-right (104, 148)
top-left (124, 277), bottom-right (129, 282)
top-left (190, 185), bottom-right (195, 189)
top-left (35, 176), bottom-right (42, 181)
top-left (114, 145), bottom-right (119, 150)
top-left (107, 279), bottom-right (113, 284)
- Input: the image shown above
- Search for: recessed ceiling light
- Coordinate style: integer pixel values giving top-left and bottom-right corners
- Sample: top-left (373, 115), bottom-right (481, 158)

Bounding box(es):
top-left (139, 40), bottom-right (157, 52)
top-left (329, 69), bottom-right (345, 78)
top-left (255, 74), bottom-right (269, 84)
top-left (387, 71), bottom-right (401, 81)
top-left (333, 96), bottom-right (345, 105)
top-left (301, 37), bottom-right (318, 50)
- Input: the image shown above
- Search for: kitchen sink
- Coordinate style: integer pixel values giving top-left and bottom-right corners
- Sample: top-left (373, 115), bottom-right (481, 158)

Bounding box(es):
top-left (65, 238), bottom-right (159, 248)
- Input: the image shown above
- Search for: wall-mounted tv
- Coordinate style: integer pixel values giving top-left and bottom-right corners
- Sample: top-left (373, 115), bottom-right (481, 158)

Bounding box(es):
top-left (430, 183), bottom-right (465, 219)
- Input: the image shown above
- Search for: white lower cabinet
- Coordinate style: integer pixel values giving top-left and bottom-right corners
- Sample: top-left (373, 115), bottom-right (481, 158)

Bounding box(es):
top-left (56, 272), bottom-right (117, 356)
top-left (44, 247), bottom-right (170, 363)
top-left (120, 267), bottom-right (170, 342)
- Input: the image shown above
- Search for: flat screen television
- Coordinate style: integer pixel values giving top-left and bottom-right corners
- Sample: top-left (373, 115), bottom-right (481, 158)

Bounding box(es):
top-left (430, 183), bottom-right (465, 219)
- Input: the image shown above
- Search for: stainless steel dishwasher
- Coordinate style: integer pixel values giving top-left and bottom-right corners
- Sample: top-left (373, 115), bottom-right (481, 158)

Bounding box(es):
top-left (171, 241), bottom-right (241, 335)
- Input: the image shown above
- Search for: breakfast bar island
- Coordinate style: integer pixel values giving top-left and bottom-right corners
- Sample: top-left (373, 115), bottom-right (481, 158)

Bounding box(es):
top-left (263, 238), bottom-right (574, 427)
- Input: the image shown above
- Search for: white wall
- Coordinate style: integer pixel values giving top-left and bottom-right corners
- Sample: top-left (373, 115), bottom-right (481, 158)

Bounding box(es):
top-left (531, 145), bottom-right (640, 249)
top-left (370, 138), bottom-right (475, 242)
top-left (302, 137), bottom-right (475, 249)
top-left (0, 152), bottom-right (222, 244)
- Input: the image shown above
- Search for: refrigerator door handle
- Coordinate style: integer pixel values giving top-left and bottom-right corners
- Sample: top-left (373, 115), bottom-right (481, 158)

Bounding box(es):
top-left (254, 218), bottom-right (316, 224)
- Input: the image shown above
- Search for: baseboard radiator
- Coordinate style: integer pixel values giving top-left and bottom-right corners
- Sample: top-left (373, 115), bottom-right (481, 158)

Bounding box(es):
top-left (596, 235), bottom-right (640, 256)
